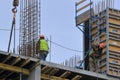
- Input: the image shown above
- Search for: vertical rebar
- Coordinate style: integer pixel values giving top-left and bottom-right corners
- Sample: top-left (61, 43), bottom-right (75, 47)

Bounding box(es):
top-left (39, 0), bottom-right (41, 36)
top-left (49, 35), bottom-right (51, 62)
top-left (19, 0), bottom-right (40, 57)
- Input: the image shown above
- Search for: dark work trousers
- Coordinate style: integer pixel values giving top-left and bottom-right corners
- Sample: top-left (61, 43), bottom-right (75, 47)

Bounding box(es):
top-left (39, 51), bottom-right (48, 60)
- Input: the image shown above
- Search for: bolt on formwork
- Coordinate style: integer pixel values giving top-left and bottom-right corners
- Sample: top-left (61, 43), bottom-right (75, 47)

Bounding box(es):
top-left (19, 0), bottom-right (41, 57)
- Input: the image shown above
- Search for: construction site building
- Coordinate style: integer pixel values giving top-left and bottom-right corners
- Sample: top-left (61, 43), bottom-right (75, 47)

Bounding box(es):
top-left (0, 50), bottom-right (119, 80)
top-left (1, 0), bottom-right (120, 80)
top-left (91, 8), bottom-right (120, 77)
top-left (76, 0), bottom-right (120, 78)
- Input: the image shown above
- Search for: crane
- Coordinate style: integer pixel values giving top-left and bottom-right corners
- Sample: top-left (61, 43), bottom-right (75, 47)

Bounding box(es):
top-left (7, 0), bottom-right (19, 53)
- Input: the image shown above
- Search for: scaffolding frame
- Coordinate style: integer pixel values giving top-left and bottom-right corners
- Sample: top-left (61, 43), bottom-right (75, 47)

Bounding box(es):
top-left (76, 0), bottom-right (120, 78)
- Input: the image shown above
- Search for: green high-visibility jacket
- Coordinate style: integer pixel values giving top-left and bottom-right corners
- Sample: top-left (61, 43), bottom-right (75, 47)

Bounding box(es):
top-left (89, 48), bottom-right (94, 56)
top-left (40, 39), bottom-right (49, 52)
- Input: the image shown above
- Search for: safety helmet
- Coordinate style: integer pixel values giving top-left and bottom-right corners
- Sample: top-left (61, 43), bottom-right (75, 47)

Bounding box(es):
top-left (40, 34), bottom-right (44, 39)
top-left (99, 43), bottom-right (105, 48)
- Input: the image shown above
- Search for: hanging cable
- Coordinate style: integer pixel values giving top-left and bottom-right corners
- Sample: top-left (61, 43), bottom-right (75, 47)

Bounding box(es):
top-left (0, 29), bottom-right (19, 31)
top-left (47, 39), bottom-right (83, 53)
top-left (0, 29), bottom-right (12, 31)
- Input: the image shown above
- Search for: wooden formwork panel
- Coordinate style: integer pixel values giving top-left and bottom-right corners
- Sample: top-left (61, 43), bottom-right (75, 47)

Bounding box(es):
top-left (109, 45), bottom-right (120, 52)
top-left (91, 33), bottom-right (97, 40)
top-left (109, 33), bottom-right (120, 39)
top-left (91, 27), bottom-right (97, 33)
top-left (109, 39), bottom-right (120, 45)
top-left (76, 10), bottom-right (90, 25)
top-left (100, 35), bottom-right (106, 41)
top-left (108, 69), bottom-right (120, 76)
top-left (109, 58), bottom-right (120, 64)
top-left (101, 66), bottom-right (107, 72)
top-left (109, 9), bottom-right (120, 15)
top-left (92, 30), bottom-right (97, 35)
top-left (114, 70), bottom-right (119, 76)
top-left (109, 18), bottom-right (120, 25)
top-left (101, 54), bottom-right (106, 60)
top-left (91, 39), bottom-right (98, 45)
top-left (91, 23), bottom-right (97, 28)
top-left (109, 27), bottom-right (120, 34)
top-left (109, 69), bottom-right (113, 75)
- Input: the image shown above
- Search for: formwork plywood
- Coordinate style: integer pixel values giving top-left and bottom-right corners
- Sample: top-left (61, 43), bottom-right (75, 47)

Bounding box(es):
top-left (91, 39), bottom-right (98, 44)
top-left (109, 69), bottom-right (120, 77)
top-left (76, 10), bottom-right (90, 25)
top-left (91, 32), bottom-right (97, 39)
top-left (114, 70), bottom-right (119, 76)
top-left (109, 70), bottom-right (113, 75)
top-left (109, 40), bottom-right (120, 45)
top-left (101, 54), bottom-right (106, 60)
top-left (109, 27), bottom-right (120, 34)
top-left (92, 30), bottom-right (97, 35)
top-left (92, 34), bottom-right (97, 40)
top-left (101, 66), bottom-right (107, 72)
top-left (109, 33), bottom-right (120, 39)
top-left (109, 46), bottom-right (120, 52)
top-left (91, 27), bottom-right (97, 33)
top-left (109, 58), bottom-right (120, 64)
top-left (100, 36), bottom-right (106, 41)
top-left (109, 18), bottom-right (120, 25)
top-left (91, 23), bottom-right (97, 28)
top-left (109, 9), bottom-right (120, 15)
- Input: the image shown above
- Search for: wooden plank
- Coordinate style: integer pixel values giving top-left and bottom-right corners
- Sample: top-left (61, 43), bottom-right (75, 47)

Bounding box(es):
top-left (0, 56), bottom-right (21, 75)
top-left (72, 75), bottom-right (82, 80)
top-left (20, 58), bottom-right (30, 67)
top-left (42, 66), bottom-right (49, 72)
top-left (41, 74), bottom-right (69, 80)
top-left (2, 54), bottom-right (11, 63)
top-left (49, 68), bottom-right (59, 75)
top-left (76, 0), bottom-right (86, 6)
top-left (30, 60), bottom-right (40, 70)
top-left (43, 67), bottom-right (53, 74)
top-left (12, 56), bottom-right (21, 65)
top-left (77, 2), bottom-right (93, 12)
top-left (76, 9), bottom-right (91, 25)
top-left (0, 63), bottom-right (30, 75)
top-left (60, 71), bottom-right (71, 78)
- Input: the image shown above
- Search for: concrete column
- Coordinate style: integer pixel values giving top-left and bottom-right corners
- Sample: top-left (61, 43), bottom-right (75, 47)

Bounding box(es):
top-left (27, 65), bottom-right (41, 80)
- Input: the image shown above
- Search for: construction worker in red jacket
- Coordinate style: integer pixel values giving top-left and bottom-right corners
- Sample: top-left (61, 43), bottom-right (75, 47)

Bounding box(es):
top-left (37, 34), bottom-right (49, 60)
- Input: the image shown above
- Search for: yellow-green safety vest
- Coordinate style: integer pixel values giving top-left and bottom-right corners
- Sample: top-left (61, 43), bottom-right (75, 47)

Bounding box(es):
top-left (40, 39), bottom-right (49, 52)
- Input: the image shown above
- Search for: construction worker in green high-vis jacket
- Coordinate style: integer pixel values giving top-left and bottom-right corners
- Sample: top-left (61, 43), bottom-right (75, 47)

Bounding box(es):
top-left (38, 34), bottom-right (49, 60)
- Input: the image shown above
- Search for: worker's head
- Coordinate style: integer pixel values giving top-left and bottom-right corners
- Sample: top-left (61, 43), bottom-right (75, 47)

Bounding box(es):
top-left (99, 43), bottom-right (105, 48)
top-left (40, 34), bottom-right (44, 39)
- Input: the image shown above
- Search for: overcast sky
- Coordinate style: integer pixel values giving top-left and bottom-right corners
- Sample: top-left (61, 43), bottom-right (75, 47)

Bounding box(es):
top-left (0, 0), bottom-right (119, 64)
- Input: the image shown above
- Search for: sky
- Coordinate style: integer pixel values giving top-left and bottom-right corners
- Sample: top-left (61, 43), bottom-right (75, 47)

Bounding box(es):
top-left (0, 0), bottom-right (120, 64)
